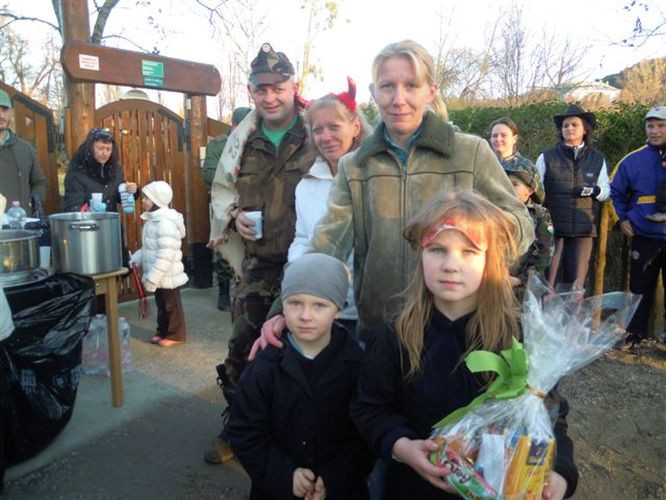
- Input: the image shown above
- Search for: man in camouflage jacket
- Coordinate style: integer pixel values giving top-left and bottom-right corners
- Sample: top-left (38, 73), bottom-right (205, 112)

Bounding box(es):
top-left (204, 44), bottom-right (315, 464)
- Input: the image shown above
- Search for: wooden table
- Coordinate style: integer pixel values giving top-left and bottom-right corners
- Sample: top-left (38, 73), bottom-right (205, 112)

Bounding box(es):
top-left (89, 267), bottom-right (128, 407)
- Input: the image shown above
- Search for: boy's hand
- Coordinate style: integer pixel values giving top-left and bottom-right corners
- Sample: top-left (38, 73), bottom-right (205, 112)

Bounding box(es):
top-left (542, 471), bottom-right (567, 500)
top-left (392, 437), bottom-right (455, 493)
top-left (293, 467), bottom-right (315, 498)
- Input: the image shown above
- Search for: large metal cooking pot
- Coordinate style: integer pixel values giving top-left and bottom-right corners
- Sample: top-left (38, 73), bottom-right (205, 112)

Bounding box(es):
top-left (49, 212), bottom-right (122, 275)
top-left (0, 229), bottom-right (40, 285)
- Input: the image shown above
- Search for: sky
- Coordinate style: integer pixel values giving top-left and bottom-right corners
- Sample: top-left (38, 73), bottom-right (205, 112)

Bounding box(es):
top-left (5, 0), bottom-right (665, 118)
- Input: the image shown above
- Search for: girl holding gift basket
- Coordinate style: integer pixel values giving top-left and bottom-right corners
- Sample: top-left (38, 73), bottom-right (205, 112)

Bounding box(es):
top-left (351, 190), bottom-right (578, 500)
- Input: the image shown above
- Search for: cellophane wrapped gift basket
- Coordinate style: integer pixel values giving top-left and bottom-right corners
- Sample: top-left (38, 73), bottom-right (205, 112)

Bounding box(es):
top-left (429, 276), bottom-right (639, 499)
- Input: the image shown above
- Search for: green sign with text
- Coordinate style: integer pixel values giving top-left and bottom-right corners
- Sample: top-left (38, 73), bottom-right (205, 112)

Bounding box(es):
top-left (142, 60), bottom-right (164, 88)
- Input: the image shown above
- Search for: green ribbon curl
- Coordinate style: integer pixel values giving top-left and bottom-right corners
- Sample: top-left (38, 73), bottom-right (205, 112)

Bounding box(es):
top-left (433, 337), bottom-right (528, 429)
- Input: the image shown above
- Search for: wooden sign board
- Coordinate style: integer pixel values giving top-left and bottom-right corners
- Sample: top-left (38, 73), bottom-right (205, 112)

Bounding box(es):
top-left (61, 41), bottom-right (221, 96)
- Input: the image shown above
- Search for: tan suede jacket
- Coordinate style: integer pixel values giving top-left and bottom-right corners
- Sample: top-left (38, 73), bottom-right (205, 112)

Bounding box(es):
top-left (309, 112), bottom-right (534, 333)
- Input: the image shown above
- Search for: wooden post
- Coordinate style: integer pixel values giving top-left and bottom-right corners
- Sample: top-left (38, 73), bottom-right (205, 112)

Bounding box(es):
top-left (187, 94), bottom-right (213, 288)
top-left (593, 202), bottom-right (610, 296)
top-left (61, 0), bottom-right (95, 150)
top-left (187, 95), bottom-right (210, 242)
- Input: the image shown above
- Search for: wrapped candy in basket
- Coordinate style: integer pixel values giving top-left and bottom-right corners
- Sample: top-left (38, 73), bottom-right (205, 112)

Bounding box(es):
top-left (428, 276), bottom-right (639, 500)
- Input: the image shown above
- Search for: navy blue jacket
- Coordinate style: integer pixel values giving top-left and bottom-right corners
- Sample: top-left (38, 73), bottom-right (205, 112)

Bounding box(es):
top-left (351, 310), bottom-right (578, 500)
top-left (227, 324), bottom-right (374, 500)
top-left (610, 143), bottom-right (666, 241)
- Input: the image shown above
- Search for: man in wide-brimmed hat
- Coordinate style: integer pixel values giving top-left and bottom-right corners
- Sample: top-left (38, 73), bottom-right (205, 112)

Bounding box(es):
top-left (535, 104), bottom-right (610, 290)
top-left (610, 105), bottom-right (666, 349)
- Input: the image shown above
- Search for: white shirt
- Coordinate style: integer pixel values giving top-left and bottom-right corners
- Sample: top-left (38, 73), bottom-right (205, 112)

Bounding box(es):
top-left (535, 142), bottom-right (610, 201)
top-left (288, 157), bottom-right (357, 320)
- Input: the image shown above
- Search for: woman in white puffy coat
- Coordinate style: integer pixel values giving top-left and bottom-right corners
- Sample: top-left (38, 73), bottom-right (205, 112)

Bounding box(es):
top-left (131, 181), bottom-right (188, 347)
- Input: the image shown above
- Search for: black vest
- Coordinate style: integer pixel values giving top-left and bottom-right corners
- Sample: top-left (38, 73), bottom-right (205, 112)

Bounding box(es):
top-left (543, 143), bottom-right (604, 237)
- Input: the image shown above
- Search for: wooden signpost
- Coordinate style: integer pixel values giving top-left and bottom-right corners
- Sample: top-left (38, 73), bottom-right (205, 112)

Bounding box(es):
top-left (61, 41), bottom-right (221, 96)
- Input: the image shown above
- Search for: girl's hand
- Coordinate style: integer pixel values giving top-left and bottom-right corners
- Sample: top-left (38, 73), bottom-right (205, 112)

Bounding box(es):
top-left (392, 437), bottom-right (456, 493)
top-left (293, 467), bottom-right (315, 498)
top-left (125, 182), bottom-right (138, 194)
top-left (542, 471), bottom-right (567, 500)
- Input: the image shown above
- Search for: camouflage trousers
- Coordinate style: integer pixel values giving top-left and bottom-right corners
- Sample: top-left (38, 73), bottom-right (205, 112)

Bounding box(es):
top-left (220, 257), bottom-right (284, 403)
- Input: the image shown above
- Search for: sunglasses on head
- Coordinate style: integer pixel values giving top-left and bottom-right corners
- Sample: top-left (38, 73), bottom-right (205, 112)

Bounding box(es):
top-left (90, 128), bottom-right (114, 141)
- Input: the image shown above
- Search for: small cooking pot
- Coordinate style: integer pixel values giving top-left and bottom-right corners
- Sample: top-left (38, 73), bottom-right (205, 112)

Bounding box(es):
top-left (0, 229), bottom-right (40, 285)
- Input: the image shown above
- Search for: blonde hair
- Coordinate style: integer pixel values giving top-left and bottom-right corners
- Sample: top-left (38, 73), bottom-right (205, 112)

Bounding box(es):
top-left (371, 40), bottom-right (448, 121)
top-left (306, 95), bottom-right (372, 151)
top-left (396, 190), bottom-right (519, 379)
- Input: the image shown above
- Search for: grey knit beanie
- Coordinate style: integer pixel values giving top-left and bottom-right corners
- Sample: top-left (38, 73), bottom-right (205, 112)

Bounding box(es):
top-left (281, 253), bottom-right (349, 310)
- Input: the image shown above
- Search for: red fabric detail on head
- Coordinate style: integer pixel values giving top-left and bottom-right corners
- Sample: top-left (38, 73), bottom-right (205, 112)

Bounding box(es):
top-left (294, 82), bottom-right (311, 109)
top-left (330, 76), bottom-right (357, 113)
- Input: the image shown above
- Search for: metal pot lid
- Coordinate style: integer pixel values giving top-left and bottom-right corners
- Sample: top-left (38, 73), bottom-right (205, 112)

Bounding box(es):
top-left (49, 212), bottom-right (120, 222)
top-left (0, 229), bottom-right (42, 242)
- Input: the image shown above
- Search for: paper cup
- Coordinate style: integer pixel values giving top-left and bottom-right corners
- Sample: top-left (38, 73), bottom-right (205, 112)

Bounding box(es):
top-left (245, 211), bottom-right (263, 240)
top-left (39, 246), bottom-right (51, 269)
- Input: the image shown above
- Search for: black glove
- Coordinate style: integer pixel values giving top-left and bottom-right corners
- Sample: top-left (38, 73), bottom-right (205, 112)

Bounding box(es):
top-left (573, 185), bottom-right (601, 198)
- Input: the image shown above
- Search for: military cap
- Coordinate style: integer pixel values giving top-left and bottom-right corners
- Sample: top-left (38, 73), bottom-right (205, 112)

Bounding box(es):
top-left (249, 43), bottom-right (294, 86)
top-left (504, 159), bottom-right (545, 204)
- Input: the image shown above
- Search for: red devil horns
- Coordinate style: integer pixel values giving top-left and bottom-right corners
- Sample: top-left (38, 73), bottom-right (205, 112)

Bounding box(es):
top-left (333, 77), bottom-right (357, 113)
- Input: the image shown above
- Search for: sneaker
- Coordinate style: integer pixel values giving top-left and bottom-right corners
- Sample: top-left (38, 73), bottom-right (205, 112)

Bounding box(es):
top-left (203, 437), bottom-right (235, 464)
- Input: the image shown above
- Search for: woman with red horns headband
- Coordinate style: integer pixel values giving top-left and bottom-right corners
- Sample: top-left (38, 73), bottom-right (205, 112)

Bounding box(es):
top-left (287, 77), bottom-right (372, 337)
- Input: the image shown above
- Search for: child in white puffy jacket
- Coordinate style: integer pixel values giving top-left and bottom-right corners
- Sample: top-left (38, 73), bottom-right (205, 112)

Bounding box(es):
top-left (131, 181), bottom-right (188, 347)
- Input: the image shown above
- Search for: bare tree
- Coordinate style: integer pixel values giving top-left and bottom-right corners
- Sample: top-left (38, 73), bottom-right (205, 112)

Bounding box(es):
top-left (491, 3), bottom-right (587, 105)
top-left (618, 0), bottom-right (666, 47)
top-left (298, 0), bottom-right (338, 94)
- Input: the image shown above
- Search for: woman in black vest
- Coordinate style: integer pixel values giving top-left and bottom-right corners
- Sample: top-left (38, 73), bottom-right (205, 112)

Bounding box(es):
top-left (535, 105), bottom-right (610, 290)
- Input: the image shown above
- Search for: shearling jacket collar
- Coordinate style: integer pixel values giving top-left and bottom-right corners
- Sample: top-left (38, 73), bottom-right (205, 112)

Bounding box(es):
top-left (354, 111), bottom-right (456, 165)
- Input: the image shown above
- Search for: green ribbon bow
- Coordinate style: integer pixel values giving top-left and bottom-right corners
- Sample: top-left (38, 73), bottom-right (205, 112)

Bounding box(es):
top-left (433, 337), bottom-right (528, 429)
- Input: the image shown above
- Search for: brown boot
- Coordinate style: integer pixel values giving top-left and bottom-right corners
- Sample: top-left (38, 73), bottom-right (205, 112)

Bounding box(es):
top-left (203, 438), bottom-right (234, 464)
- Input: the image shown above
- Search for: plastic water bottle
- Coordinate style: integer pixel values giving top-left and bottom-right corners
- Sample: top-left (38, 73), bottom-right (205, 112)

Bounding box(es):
top-left (7, 201), bottom-right (26, 229)
top-left (118, 183), bottom-right (135, 213)
top-left (82, 314), bottom-right (109, 375)
top-left (119, 316), bottom-right (132, 372)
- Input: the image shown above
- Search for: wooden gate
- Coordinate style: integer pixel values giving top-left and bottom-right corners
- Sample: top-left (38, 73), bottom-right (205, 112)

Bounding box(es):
top-left (96, 99), bottom-right (187, 300)
top-left (0, 82), bottom-right (60, 214)
top-left (96, 99), bottom-right (187, 254)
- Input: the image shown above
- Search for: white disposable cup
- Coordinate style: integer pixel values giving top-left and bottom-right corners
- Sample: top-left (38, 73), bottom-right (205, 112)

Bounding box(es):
top-left (245, 211), bottom-right (263, 240)
top-left (91, 192), bottom-right (103, 203)
top-left (39, 246), bottom-right (51, 268)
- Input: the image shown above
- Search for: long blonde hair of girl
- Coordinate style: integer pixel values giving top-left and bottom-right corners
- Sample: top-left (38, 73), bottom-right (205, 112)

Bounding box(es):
top-left (371, 39), bottom-right (448, 122)
top-left (306, 95), bottom-right (372, 151)
top-left (396, 190), bottom-right (520, 379)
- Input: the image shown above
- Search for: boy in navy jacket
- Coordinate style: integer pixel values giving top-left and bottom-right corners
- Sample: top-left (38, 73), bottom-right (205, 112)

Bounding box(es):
top-left (227, 253), bottom-right (374, 499)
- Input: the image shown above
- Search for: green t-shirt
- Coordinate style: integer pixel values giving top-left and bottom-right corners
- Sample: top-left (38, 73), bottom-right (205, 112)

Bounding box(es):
top-left (261, 117), bottom-right (298, 149)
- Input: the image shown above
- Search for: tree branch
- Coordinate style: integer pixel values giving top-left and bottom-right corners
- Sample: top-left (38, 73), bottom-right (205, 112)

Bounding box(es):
top-left (0, 13), bottom-right (60, 32)
top-left (91, 0), bottom-right (121, 44)
top-left (100, 33), bottom-right (159, 54)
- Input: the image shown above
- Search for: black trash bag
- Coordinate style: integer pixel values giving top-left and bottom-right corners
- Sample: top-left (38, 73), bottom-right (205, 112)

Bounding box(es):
top-left (0, 273), bottom-right (94, 465)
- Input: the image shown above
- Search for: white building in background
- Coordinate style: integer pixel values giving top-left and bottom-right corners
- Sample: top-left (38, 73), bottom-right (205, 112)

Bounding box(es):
top-left (562, 81), bottom-right (622, 102)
